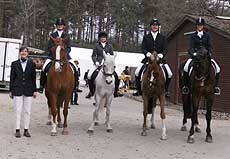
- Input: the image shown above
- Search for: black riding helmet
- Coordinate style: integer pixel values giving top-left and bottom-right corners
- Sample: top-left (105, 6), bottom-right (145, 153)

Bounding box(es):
top-left (98, 31), bottom-right (108, 38)
top-left (56, 18), bottom-right (65, 26)
top-left (150, 18), bottom-right (160, 26)
top-left (196, 17), bottom-right (205, 25)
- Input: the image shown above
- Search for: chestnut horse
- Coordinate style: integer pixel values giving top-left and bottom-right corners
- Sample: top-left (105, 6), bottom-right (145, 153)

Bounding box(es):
top-left (141, 52), bottom-right (167, 140)
top-left (45, 37), bottom-right (75, 136)
top-left (184, 47), bottom-right (215, 143)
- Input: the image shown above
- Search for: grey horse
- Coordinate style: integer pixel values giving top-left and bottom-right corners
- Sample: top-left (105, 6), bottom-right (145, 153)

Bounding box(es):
top-left (87, 51), bottom-right (116, 133)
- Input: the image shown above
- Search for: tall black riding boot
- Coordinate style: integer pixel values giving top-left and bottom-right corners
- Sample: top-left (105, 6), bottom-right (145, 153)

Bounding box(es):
top-left (114, 72), bottom-right (123, 97)
top-left (182, 71), bottom-right (189, 94)
top-left (85, 70), bottom-right (98, 98)
top-left (165, 78), bottom-right (172, 98)
top-left (214, 73), bottom-right (220, 95)
top-left (38, 71), bottom-right (47, 94)
top-left (133, 76), bottom-right (142, 96)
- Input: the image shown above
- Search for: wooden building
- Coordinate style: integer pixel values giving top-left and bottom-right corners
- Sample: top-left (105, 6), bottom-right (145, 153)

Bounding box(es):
top-left (166, 15), bottom-right (230, 113)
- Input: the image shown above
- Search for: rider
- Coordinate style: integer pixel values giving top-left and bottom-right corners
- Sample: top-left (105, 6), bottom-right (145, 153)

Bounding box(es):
top-left (85, 31), bottom-right (122, 98)
top-left (133, 18), bottom-right (173, 97)
top-left (182, 17), bottom-right (221, 95)
top-left (37, 18), bottom-right (78, 93)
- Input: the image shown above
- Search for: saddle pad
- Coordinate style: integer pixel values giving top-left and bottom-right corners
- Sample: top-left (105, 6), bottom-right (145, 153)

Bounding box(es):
top-left (140, 64), bottom-right (166, 81)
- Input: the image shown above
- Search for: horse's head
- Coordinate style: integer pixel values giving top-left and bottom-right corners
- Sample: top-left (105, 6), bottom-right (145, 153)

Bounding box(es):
top-left (192, 47), bottom-right (211, 81)
top-left (102, 51), bottom-right (116, 84)
top-left (49, 36), bottom-right (68, 72)
top-left (147, 51), bottom-right (161, 86)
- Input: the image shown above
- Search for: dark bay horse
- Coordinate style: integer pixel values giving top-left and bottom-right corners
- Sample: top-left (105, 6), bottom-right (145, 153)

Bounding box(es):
top-left (183, 47), bottom-right (215, 143)
top-left (141, 52), bottom-right (167, 140)
top-left (45, 36), bottom-right (75, 136)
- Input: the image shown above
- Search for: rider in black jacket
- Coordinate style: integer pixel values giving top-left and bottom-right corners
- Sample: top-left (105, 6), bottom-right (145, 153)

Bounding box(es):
top-left (182, 17), bottom-right (221, 95)
top-left (133, 18), bottom-right (173, 97)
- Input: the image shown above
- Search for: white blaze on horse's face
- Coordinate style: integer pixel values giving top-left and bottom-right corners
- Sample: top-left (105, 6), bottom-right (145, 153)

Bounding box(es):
top-left (55, 46), bottom-right (61, 72)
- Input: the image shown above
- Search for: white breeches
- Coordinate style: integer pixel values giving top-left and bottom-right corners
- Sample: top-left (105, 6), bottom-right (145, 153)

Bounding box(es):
top-left (13, 96), bottom-right (33, 130)
top-left (42, 59), bottom-right (78, 72)
top-left (88, 65), bottom-right (99, 80)
top-left (163, 63), bottom-right (173, 78)
top-left (135, 63), bottom-right (173, 78)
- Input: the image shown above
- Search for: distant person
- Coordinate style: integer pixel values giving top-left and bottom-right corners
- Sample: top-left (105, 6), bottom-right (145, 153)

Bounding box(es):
top-left (9, 46), bottom-right (37, 138)
top-left (121, 66), bottom-right (130, 89)
top-left (84, 69), bottom-right (90, 87)
top-left (71, 60), bottom-right (81, 105)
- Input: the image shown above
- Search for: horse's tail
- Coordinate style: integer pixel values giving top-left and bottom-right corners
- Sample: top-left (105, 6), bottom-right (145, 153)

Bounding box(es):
top-left (99, 97), bottom-right (105, 112)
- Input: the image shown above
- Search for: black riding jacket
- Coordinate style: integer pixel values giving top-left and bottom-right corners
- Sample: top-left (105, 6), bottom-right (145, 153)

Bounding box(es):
top-left (189, 31), bottom-right (212, 56)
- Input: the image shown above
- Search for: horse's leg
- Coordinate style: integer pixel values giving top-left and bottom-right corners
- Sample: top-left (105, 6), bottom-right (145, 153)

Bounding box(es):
top-left (187, 96), bottom-right (199, 143)
top-left (87, 94), bottom-right (99, 133)
top-left (62, 97), bottom-right (70, 135)
top-left (105, 95), bottom-right (113, 133)
top-left (181, 94), bottom-right (188, 131)
top-left (46, 106), bottom-right (52, 125)
top-left (50, 94), bottom-right (58, 136)
top-left (141, 95), bottom-right (148, 136)
top-left (159, 94), bottom-right (167, 140)
top-left (150, 97), bottom-right (157, 129)
top-left (57, 99), bottom-right (63, 128)
top-left (205, 97), bottom-right (213, 143)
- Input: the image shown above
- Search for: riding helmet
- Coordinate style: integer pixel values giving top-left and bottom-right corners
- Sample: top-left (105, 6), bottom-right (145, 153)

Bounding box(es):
top-left (56, 18), bottom-right (65, 26)
top-left (196, 17), bottom-right (205, 25)
top-left (98, 31), bottom-right (108, 38)
top-left (150, 18), bottom-right (160, 26)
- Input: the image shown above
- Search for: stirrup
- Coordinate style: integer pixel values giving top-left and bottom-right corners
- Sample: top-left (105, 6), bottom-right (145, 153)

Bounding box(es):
top-left (165, 91), bottom-right (170, 98)
top-left (85, 92), bottom-right (93, 98)
top-left (214, 87), bottom-right (221, 95)
top-left (37, 87), bottom-right (44, 94)
top-left (182, 86), bottom-right (189, 95)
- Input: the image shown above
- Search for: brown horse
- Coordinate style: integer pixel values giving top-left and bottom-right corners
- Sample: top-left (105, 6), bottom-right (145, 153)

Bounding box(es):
top-left (45, 36), bottom-right (75, 136)
top-left (141, 52), bottom-right (167, 140)
top-left (185, 47), bottom-right (215, 143)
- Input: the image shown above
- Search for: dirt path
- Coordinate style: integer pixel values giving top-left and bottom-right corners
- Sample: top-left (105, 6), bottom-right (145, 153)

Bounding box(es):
top-left (0, 88), bottom-right (229, 159)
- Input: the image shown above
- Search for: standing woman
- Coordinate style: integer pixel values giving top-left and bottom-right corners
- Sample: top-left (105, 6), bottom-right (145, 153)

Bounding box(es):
top-left (9, 47), bottom-right (37, 138)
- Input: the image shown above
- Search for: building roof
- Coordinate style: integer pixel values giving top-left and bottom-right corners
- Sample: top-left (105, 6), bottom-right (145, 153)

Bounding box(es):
top-left (167, 15), bottom-right (230, 40)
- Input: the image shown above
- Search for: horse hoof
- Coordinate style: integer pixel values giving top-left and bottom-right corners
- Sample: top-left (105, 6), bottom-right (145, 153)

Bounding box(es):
top-left (160, 135), bottom-right (167, 140)
top-left (151, 124), bottom-right (156, 129)
top-left (205, 136), bottom-right (213, 143)
top-left (187, 136), bottom-right (195, 144)
top-left (51, 132), bottom-right (57, 136)
top-left (107, 129), bottom-right (113, 133)
top-left (94, 122), bottom-right (99, 126)
top-left (141, 131), bottom-right (147, 136)
top-left (57, 123), bottom-right (63, 128)
top-left (195, 127), bottom-right (201, 133)
top-left (180, 125), bottom-right (187, 131)
top-left (87, 130), bottom-right (94, 134)
top-left (46, 121), bottom-right (52, 125)
top-left (62, 130), bottom-right (69, 135)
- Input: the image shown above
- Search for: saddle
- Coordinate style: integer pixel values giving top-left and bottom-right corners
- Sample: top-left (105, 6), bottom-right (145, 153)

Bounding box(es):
top-left (140, 63), bottom-right (168, 81)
